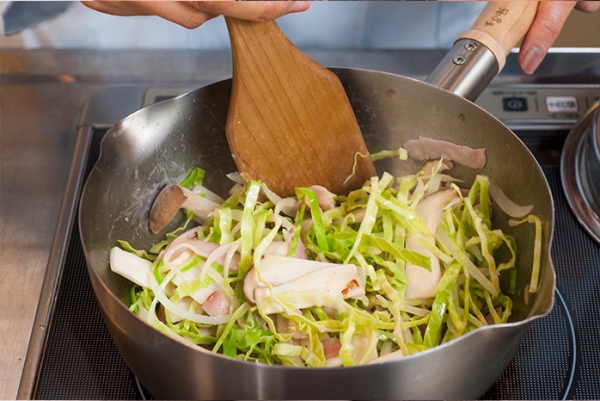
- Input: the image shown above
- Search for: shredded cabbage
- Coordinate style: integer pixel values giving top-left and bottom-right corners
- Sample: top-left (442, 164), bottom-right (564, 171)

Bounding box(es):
top-left (114, 161), bottom-right (541, 367)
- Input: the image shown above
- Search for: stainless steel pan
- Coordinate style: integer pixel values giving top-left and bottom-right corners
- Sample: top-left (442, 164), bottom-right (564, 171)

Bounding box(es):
top-left (79, 3), bottom-right (555, 399)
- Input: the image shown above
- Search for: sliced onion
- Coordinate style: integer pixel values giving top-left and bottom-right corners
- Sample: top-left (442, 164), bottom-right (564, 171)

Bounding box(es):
top-left (274, 197), bottom-right (297, 221)
top-left (163, 239), bottom-right (217, 265)
top-left (462, 251), bottom-right (498, 298)
top-left (226, 172), bottom-right (243, 184)
top-left (190, 185), bottom-right (225, 204)
top-left (261, 182), bottom-right (282, 203)
top-left (489, 177), bottom-right (534, 218)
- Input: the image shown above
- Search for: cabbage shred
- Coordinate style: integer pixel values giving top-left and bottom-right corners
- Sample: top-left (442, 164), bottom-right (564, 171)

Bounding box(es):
top-left (122, 164), bottom-right (540, 367)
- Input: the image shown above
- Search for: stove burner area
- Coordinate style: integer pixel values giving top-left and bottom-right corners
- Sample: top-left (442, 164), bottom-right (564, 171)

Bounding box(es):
top-left (34, 221), bottom-right (578, 400)
top-left (562, 101), bottom-right (600, 244)
top-left (31, 126), bottom-right (593, 400)
top-left (482, 290), bottom-right (576, 400)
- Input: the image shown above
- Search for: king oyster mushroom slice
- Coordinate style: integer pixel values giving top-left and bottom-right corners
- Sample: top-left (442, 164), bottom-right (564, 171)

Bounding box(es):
top-left (243, 255), bottom-right (366, 314)
top-left (405, 189), bottom-right (458, 300)
top-left (420, 159), bottom-right (454, 176)
top-left (243, 255), bottom-right (328, 304)
top-left (148, 184), bottom-right (221, 234)
top-left (109, 246), bottom-right (154, 288)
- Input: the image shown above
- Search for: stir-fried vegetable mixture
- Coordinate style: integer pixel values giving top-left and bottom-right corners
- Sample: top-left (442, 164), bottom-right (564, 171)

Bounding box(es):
top-left (111, 159), bottom-right (542, 367)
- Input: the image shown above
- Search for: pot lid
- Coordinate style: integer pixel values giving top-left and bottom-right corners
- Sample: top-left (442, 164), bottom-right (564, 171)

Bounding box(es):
top-left (561, 100), bottom-right (600, 243)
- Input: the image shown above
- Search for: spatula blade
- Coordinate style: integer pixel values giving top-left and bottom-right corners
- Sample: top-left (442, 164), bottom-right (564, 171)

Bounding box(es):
top-left (225, 18), bottom-right (376, 197)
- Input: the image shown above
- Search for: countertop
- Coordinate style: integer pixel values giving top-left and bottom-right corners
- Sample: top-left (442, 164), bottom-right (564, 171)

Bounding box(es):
top-left (2, 48), bottom-right (600, 400)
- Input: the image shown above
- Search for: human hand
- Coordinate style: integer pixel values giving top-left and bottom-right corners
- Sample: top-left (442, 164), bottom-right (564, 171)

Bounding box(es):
top-left (81, 1), bottom-right (310, 29)
top-left (519, 1), bottom-right (600, 74)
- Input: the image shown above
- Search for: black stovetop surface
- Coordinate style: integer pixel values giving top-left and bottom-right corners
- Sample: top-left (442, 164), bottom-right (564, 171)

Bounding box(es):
top-left (33, 128), bottom-right (600, 400)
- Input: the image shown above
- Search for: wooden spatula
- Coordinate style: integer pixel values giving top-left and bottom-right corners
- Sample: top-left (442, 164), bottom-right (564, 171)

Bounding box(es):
top-left (224, 17), bottom-right (376, 198)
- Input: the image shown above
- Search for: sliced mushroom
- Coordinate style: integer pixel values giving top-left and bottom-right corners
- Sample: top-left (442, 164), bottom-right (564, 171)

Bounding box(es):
top-left (420, 159), bottom-right (454, 176)
top-left (262, 232), bottom-right (308, 260)
top-left (109, 246), bottom-right (153, 288)
top-left (420, 158), bottom-right (455, 195)
top-left (149, 184), bottom-right (221, 234)
top-left (243, 255), bottom-right (366, 314)
top-left (243, 254), bottom-right (327, 303)
top-left (405, 189), bottom-right (458, 300)
top-left (403, 137), bottom-right (487, 169)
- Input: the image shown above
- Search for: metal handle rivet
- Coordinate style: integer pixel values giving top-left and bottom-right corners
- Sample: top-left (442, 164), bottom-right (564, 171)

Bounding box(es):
top-left (464, 42), bottom-right (478, 51)
top-left (453, 56), bottom-right (466, 65)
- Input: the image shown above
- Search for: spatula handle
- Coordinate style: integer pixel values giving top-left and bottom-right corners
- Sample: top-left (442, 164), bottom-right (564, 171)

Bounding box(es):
top-left (457, 1), bottom-right (538, 70)
top-left (225, 17), bottom-right (290, 71)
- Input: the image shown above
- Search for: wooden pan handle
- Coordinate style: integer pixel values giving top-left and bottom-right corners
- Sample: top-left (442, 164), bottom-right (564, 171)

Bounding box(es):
top-left (457, 1), bottom-right (538, 71)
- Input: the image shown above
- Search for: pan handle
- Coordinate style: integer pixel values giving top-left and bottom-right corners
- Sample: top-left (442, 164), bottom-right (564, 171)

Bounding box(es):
top-left (426, 1), bottom-right (538, 101)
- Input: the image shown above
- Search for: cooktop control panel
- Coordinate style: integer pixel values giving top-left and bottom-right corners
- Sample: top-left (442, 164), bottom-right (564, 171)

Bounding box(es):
top-left (475, 85), bottom-right (600, 127)
top-left (143, 84), bottom-right (600, 130)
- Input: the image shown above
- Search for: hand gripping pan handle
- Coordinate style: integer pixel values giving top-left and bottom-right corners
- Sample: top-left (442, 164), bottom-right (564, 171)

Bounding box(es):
top-left (427, 1), bottom-right (538, 101)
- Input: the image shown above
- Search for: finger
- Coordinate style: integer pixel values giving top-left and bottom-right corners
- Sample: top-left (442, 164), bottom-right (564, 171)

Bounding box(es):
top-left (575, 1), bottom-right (600, 13)
top-left (518, 1), bottom-right (576, 74)
top-left (82, 1), bottom-right (216, 29)
top-left (141, 2), bottom-right (217, 28)
top-left (81, 1), bottom-right (157, 16)
top-left (190, 1), bottom-right (311, 23)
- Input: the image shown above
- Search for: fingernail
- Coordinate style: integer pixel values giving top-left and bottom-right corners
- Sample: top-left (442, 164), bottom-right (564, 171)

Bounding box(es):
top-left (521, 46), bottom-right (544, 74)
top-left (288, 1), bottom-right (310, 13)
